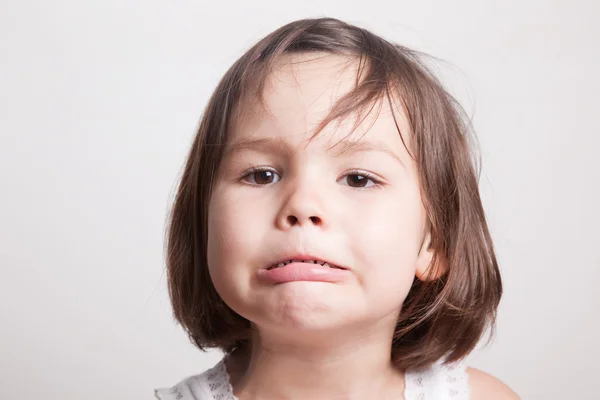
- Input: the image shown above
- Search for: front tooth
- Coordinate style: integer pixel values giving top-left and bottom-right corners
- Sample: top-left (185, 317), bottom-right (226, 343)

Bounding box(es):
top-left (279, 259), bottom-right (330, 266)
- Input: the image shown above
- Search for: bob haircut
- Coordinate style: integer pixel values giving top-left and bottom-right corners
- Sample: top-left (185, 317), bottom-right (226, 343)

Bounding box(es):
top-left (165, 17), bottom-right (502, 370)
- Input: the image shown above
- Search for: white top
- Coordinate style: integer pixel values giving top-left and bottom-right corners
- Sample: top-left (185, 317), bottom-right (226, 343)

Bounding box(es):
top-left (154, 357), bottom-right (470, 400)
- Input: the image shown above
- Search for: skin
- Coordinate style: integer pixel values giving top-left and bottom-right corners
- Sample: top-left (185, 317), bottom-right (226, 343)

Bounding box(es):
top-left (206, 53), bottom-right (518, 400)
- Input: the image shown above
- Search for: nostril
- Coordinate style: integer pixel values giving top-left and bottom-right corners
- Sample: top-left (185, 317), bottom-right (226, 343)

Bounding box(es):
top-left (285, 215), bottom-right (321, 225)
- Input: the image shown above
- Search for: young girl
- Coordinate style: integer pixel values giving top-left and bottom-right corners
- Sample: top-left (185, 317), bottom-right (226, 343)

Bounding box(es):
top-left (155, 17), bottom-right (519, 400)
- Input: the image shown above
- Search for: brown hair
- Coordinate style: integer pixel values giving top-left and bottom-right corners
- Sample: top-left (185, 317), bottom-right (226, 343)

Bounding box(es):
top-left (165, 17), bottom-right (502, 370)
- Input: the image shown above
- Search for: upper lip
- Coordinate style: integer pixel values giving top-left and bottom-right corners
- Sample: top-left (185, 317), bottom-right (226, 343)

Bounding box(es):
top-left (266, 254), bottom-right (346, 270)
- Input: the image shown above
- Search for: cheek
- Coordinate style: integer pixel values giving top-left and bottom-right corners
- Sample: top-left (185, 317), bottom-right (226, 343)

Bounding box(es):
top-left (207, 186), bottom-right (259, 265)
top-left (206, 189), bottom-right (252, 299)
top-left (347, 188), bottom-right (425, 304)
top-left (206, 186), bottom-right (269, 313)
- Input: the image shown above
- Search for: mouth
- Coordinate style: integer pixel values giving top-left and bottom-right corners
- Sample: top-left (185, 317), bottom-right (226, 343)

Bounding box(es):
top-left (259, 254), bottom-right (350, 284)
top-left (266, 258), bottom-right (346, 270)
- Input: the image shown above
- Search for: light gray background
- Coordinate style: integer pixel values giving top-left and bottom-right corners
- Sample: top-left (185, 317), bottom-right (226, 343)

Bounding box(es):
top-left (1, 1), bottom-right (598, 399)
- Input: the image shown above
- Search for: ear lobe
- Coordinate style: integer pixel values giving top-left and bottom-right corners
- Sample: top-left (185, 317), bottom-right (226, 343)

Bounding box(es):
top-left (415, 231), bottom-right (445, 281)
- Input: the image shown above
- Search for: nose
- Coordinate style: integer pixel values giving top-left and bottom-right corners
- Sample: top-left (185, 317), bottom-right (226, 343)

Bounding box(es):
top-left (275, 180), bottom-right (327, 230)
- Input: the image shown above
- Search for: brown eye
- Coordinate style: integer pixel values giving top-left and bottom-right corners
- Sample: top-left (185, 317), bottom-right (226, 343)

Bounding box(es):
top-left (243, 169), bottom-right (281, 185)
top-left (346, 174), bottom-right (369, 187)
top-left (340, 172), bottom-right (379, 189)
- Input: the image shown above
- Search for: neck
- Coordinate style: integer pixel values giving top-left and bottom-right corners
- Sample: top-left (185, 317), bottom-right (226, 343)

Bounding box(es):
top-left (227, 320), bottom-right (405, 400)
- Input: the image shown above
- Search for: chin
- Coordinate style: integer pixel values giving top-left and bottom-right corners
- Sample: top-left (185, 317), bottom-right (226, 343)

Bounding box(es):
top-left (245, 282), bottom-right (363, 332)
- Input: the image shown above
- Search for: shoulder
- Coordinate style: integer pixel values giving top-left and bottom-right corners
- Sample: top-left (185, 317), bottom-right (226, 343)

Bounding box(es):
top-left (405, 361), bottom-right (519, 400)
top-left (467, 367), bottom-right (520, 400)
top-left (154, 358), bottom-right (232, 400)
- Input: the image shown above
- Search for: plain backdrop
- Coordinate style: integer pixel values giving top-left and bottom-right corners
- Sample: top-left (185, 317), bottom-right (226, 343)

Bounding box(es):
top-left (1, 0), bottom-right (598, 399)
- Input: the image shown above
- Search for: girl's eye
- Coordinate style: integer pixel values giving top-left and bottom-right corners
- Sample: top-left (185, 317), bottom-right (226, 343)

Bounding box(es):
top-left (242, 168), bottom-right (281, 185)
top-left (240, 168), bottom-right (381, 189)
top-left (339, 172), bottom-right (381, 189)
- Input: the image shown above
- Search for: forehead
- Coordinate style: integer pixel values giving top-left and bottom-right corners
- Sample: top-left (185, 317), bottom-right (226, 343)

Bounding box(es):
top-left (231, 53), bottom-right (412, 154)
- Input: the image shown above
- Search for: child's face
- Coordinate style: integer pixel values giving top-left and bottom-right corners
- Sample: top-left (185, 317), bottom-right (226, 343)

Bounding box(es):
top-left (207, 53), bottom-right (433, 338)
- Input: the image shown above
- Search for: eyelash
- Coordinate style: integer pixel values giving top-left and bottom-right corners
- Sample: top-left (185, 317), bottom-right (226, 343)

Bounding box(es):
top-left (239, 166), bottom-right (384, 191)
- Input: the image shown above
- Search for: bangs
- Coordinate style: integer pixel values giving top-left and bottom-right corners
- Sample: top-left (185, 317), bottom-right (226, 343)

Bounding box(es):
top-left (231, 50), bottom-right (412, 156)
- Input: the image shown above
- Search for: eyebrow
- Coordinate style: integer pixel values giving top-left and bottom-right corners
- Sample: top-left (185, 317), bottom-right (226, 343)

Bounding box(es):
top-left (224, 136), bottom-right (405, 168)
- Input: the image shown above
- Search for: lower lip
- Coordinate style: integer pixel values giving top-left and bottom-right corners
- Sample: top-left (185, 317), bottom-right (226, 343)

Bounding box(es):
top-left (257, 262), bottom-right (350, 284)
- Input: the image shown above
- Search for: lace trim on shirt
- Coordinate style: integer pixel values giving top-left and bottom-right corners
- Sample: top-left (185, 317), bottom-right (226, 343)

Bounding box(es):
top-left (205, 359), bottom-right (238, 400)
top-left (157, 357), bottom-right (469, 400)
top-left (404, 361), bottom-right (469, 400)
top-left (444, 362), bottom-right (469, 399)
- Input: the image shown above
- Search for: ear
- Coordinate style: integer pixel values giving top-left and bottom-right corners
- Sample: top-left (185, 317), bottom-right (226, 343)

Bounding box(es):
top-left (415, 230), bottom-right (445, 281)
